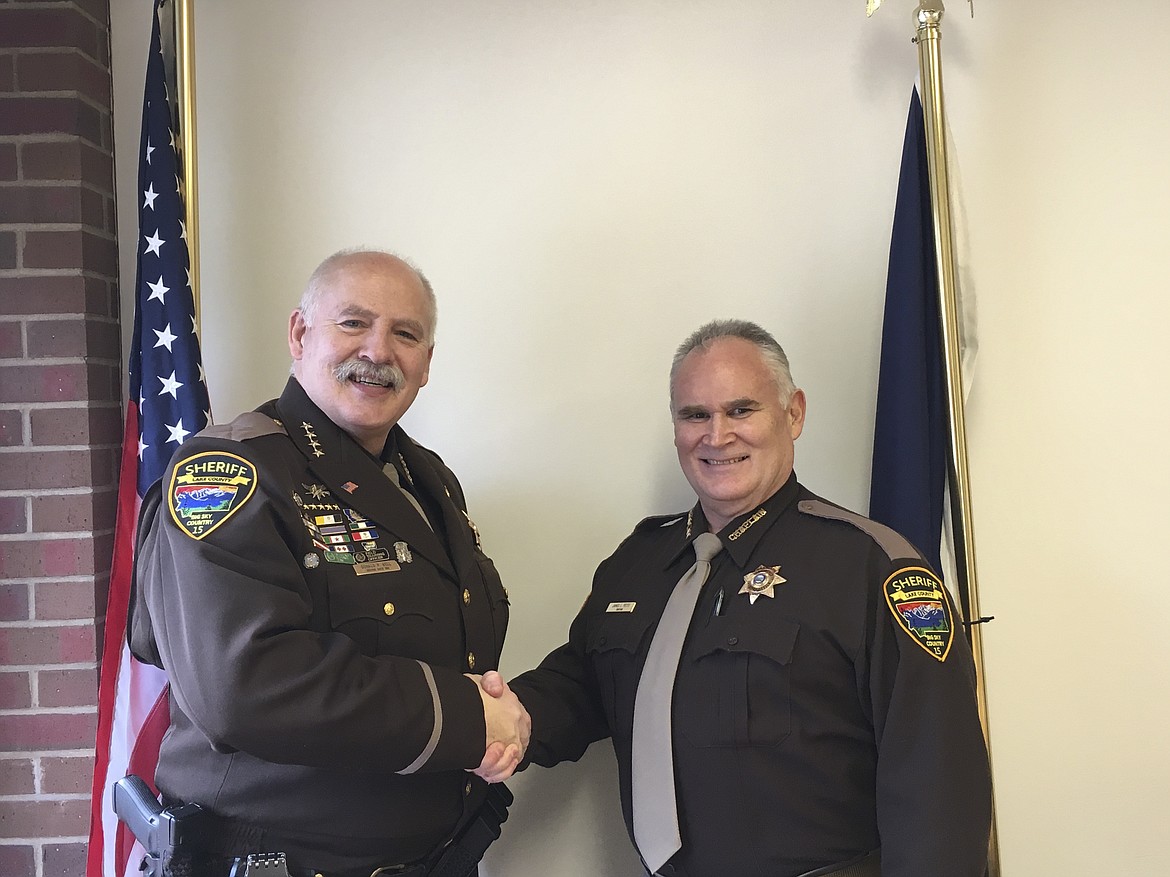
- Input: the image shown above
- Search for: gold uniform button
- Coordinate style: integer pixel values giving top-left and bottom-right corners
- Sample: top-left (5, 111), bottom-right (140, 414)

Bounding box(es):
top-left (383, 602), bottom-right (395, 616)
top-left (467, 651), bottom-right (476, 670)
top-left (464, 780), bottom-right (473, 796)
top-left (462, 589), bottom-right (471, 605)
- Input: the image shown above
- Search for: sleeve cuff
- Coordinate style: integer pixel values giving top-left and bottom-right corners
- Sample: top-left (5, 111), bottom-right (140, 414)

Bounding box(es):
top-left (396, 663), bottom-right (485, 773)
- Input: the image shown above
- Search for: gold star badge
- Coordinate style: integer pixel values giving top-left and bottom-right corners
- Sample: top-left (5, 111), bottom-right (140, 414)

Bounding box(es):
top-left (739, 565), bottom-right (786, 604)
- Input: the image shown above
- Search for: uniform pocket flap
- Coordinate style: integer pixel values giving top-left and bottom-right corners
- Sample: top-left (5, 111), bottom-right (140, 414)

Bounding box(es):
top-left (328, 581), bottom-right (434, 627)
top-left (689, 615), bottom-right (800, 666)
top-left (585, 612), bottom-right (656, 656)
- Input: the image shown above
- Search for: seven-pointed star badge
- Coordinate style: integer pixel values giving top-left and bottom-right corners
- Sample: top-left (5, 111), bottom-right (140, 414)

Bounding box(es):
top-left (739, 565), bottom-right (787, 604)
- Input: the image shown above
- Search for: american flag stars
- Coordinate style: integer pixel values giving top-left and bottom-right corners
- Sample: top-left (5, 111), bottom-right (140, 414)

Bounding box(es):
top-left (165, 420), bottom-right (191, 445)
top-left (143, 229), bottom-right (164, 256)
top-left (126, 30), bottom-right (211, 494)
top-left (153, 324), bottom-right (177, 351)
top-left (146, 277), bottom-right (168, 303)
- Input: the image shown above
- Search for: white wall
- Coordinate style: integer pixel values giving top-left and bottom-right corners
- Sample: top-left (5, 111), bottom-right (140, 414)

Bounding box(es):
top-left (108, 2), bottom-right (1170, 874)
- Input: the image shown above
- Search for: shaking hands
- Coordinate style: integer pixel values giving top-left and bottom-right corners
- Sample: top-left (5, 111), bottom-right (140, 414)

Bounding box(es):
top-left (467, 670), bottom-right (530, 784)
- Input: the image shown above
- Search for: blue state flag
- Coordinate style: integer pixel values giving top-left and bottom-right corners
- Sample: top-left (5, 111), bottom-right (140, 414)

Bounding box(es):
top-left (869, 87), bottom-right (950, 581)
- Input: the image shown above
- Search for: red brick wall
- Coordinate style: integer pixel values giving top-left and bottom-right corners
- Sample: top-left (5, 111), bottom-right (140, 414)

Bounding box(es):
top-left (0, 1), bottom-right (119, 874)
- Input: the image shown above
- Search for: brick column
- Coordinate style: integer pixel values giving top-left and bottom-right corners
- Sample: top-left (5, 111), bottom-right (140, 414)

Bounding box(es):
top-left (0, 2), bottom-right (120, 875)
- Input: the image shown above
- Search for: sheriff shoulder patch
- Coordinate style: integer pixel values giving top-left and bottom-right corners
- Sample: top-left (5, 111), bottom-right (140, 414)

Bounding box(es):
top-left (883, 566), bottom-right (953, 662)
top-left (168, 450), bottom-right (258, 540)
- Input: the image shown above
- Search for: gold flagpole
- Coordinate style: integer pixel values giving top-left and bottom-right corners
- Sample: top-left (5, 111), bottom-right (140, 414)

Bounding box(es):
top-left (173, 0), bottom-right (201, 327)
top-left (912, 3), bottom-right (1000, 874)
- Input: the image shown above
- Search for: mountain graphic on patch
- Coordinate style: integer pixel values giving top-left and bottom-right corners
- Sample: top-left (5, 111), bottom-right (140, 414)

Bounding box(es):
top-left (898, 600), bottom-right (948, 631)
top-left (174, 485), bottom-right (238, 517)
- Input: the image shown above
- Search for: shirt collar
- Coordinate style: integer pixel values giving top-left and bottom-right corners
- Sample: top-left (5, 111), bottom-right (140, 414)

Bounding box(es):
top-left (675, 472), bottom-right (800, 568)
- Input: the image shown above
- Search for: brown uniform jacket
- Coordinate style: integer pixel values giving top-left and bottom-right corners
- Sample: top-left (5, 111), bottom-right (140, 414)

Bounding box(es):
top-left (131, 378), bottom-right (509, 869)
top-left (510, 474), bottom-right (991, 877)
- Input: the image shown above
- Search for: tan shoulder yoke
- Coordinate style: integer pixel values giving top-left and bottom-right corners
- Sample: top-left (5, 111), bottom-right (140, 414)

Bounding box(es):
top-left (200, 411), bottom-right (287, 443)
top-left (797, 499), bottom-right (918, 562)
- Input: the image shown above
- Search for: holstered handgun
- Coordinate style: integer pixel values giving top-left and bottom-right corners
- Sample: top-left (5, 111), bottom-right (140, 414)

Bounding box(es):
top-left (113, 774), bottom-right (205, 877)
top-left (428, 782), bottom-right (513, 877)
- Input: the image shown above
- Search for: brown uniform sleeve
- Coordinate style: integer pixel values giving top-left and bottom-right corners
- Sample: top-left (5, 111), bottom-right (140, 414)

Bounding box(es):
top-left (865, 557), bottom-right (993, 876)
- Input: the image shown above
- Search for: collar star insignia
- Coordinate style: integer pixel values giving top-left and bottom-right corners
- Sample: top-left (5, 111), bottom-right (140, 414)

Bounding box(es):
top-left (739, 564), bottom-right (787, 604)
top-left (462, 510), bottom-right (483, 549)
top-left (301, 421), bottom-right (324, 457)
top-left (396, 453), bottom-right (415, 486)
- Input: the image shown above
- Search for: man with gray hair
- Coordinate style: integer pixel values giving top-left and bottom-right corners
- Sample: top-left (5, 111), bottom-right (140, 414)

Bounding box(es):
top-left (482, 319), bottom-right (992, 876)
top-left (131, 249), bottom-right (528, 876)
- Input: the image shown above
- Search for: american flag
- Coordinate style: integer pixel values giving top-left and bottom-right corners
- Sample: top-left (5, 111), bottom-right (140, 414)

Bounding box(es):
top-left (87, 2), bottom-right (210, 874)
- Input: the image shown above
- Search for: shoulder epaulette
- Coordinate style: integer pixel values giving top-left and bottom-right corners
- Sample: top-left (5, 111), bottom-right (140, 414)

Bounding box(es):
top-left (632, 512), bottom-right (687, 533)
top-left (797, 499), bottom-right (918, 562)
top-left (199, 412), bottom-right (286, 443)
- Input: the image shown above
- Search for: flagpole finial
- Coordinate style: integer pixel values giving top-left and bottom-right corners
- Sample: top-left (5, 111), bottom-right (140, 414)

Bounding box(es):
top-left (916, 1), bottom-right (948, 25)
top-left (872, 2), bottom-right (970, 23)
top-left (914, 2), bottom-right (945, 44)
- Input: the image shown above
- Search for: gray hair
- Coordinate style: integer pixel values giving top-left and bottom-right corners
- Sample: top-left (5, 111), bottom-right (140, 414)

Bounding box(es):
top-left (298, 247), bottom-right (438, 344)
top-left (670, 319), bottom-right (797, 405)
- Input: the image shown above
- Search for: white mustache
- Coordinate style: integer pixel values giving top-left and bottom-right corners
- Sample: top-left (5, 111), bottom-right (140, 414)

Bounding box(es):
top-left (333, 359), bottom-right (404, 390)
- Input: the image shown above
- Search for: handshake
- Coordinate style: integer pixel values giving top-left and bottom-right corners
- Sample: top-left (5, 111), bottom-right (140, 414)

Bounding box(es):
top-left (467, 670), bottom-right (530, 784)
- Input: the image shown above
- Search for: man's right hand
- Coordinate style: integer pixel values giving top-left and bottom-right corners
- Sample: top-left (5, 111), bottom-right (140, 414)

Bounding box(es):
top-left (468, 671), bottom-right (529, 783)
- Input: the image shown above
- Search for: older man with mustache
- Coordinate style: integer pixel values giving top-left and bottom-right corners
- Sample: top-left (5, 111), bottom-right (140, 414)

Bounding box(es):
top-left (130, 249), bottom-right (528, 877)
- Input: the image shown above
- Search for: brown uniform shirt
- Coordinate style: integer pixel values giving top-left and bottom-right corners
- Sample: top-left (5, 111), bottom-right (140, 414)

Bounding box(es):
top-left (511, 475), bottom-right (991, 877)
top-left (132, 378), bottom-right (509, 869)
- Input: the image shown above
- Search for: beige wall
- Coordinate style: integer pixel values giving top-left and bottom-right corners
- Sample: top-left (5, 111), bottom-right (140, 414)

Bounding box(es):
top-left (109, 1), bottom-right (1170, 874)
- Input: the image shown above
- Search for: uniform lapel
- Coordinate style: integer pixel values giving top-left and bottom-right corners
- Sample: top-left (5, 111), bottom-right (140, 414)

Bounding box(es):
top-left (396, 429), bottom-right (502, 667)
top-left (275, 379), bottom-right (454, 577)
top-left (394, 430), bottom-right (479, 571)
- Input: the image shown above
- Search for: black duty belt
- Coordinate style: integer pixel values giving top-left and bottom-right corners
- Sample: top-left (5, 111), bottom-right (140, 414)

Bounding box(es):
top-left (205, 783), bottom-right (512, 877)
top-left (217, 854), bottom-right (428, 877)
top-left (656, 848), bottom-right (880, 877)
top-left (796, 849), bottom-right (881, 877)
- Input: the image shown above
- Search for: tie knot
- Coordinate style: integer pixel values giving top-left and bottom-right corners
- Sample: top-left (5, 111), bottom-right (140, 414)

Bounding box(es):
top-left (692, 532), bottom-right (722, 563)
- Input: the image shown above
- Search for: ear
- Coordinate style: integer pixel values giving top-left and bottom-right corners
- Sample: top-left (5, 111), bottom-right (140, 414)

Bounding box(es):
top-left (288, 309), bottom-right (308, 361)
top-left (787, 389), bottom-right (807, 440)
top-left (419, 344), bottom-right (435, 388)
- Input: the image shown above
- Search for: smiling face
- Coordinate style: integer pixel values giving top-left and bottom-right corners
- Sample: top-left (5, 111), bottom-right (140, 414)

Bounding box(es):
top-left (289, 253), bottom-right (434, 455)
top-left (671, 336), bottom-right (805, 533)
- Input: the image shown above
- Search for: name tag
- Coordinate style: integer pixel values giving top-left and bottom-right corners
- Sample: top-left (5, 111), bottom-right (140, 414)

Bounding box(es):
top-left (354, 560), bottom-right (401, 576)
top-left (606, 601), bottom-right (636, 613)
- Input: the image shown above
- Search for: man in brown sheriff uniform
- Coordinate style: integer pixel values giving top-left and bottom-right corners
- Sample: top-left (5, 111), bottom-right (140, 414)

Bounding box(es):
top-left (479, 320), bottom-right (992, 877)
top-left (131, 249), bottom-right (529, 876)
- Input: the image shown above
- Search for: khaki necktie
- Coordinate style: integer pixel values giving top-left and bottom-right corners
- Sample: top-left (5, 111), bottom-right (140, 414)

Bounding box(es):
top-left (631, 531), bottom-right (722, 874)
